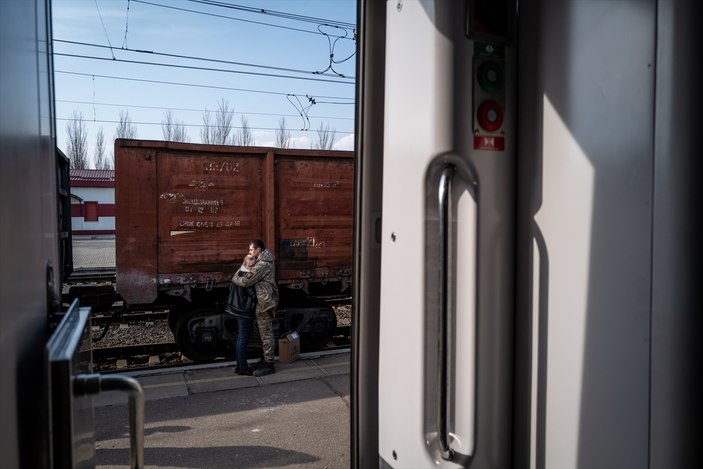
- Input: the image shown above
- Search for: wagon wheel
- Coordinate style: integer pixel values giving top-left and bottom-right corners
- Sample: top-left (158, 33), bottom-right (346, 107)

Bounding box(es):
top-left (167, 301), bottom-right (187, 334)
top-left (299, 302), bottom-right (338, 352)
top-left (174, 307), bottom-right (226, 362)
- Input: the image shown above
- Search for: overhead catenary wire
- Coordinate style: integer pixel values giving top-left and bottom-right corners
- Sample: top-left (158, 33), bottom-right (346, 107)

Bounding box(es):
top-left (55, 70), bottom-right (354, 101)
top-left (93, 0), bottom-right (116, 59)
top-left (187, 0), bottom-right (356, 29)
top-left (56, 69), bottom-right (354, 134)
top-left (120, 1), bottom-right (357, 80)
top-left (132, 0), bottom-right (355, 39)
top-left (121, 0), bottom-right (131, 49)
top-left (56, 99), bottom-right (354, 121)
top-left (55, 116), bottom-right (353, 135)
top-left (55, 1), bottom-right (356, 151)
top-left (54, 52), bottom-right (355, 85)
top-left (54, 39), bottom-right (357, 81)
top-left (314, 24), bottom-right (356, 77)
top-left (286, 94), bottom-right (314, 131)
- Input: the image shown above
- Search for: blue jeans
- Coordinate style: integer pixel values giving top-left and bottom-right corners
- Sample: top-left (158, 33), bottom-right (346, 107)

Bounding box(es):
top-left (235, 316), bottom-right (254, 371)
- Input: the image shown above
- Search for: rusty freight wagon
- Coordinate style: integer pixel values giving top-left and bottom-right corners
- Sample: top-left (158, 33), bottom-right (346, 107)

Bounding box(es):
top-left (115, 139), bottom-right (353, 361)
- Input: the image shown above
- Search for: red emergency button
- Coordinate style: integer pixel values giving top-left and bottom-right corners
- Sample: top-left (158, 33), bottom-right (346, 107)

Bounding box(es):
top-left (477, 100), bottom-right (503, 132)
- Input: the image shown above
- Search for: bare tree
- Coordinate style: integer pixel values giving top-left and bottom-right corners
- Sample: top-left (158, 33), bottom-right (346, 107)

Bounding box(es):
top-left (233, 115), bottom-right (254, 146)
top-left (161, 109), bottom-right (190, 142)
top-left (93, 127), bottom-right (111, 169)
top-left (66, 110), bottom-right (89, 169)
top-left (115, 110), bottom-right (138, 139)
top-left (275, 117), bottom-right (291, 149)
top-left (201, 98), bottom-right (234, 145)
top-left (313, 122), bottom-right (335, 150)
top-left (200, 110), bottom-right (213, 144)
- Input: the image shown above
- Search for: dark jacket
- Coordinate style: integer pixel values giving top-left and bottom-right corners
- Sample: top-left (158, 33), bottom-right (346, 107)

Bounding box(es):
top-left (225, 270), bottom-right (256, 318)
top-left (232, 249), bottom-right (278, 314)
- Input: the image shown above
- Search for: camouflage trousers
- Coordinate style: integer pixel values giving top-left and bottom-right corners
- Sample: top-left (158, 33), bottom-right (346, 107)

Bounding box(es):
top-left (256, 307), bottom-right (276, 363)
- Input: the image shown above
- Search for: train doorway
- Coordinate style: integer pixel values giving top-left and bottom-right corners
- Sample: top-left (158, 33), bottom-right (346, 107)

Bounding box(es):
top-left (352, 0), bottom-right (701, 468)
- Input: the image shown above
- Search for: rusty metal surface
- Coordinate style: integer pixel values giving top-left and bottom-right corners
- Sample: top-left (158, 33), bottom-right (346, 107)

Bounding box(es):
top-left (275, 154), bottom-right (354, 291)
top-left (115, 143), bottom-right (159, 304)
top-left (115, 139), bottom-right (353, 305)
top-left (156, 149), bottom-right (265, 274)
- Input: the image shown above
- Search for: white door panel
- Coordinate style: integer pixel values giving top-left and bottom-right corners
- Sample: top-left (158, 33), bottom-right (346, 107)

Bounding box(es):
top-left (378, 1), bottom-right (514, 466)
top-left (361, 0), bottom-right (700, 467)
top-left (378, 2), bottom-right (453, 466)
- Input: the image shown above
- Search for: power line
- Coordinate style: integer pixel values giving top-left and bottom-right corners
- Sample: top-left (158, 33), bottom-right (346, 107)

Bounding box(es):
top-left (54, 39), bottom-right (356, 81)
top-left (55, 70), bottom-right (355, 101)
top-left (54, 52), bottom-right (355, 85)
top-left (93, 0), bottom-right (116, 59)
top-left (56, 116), bottom-right (353, 135)
top-left (56, 99), bottom-right (354, 121)
top-left (188, 0), bottom-right (356, 29)
top-left (132, 0), bottom-right (354, 39)
top-left (55, 1), bottom-right (356, 150)
top-left (314, 24), bottom-right (356, 77)
top-left (121, 0), bottom-right (131, 49)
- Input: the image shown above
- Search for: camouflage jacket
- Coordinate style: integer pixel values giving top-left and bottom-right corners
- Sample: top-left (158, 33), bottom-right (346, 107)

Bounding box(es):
top-left (232, 248), bottom-right (278, 313)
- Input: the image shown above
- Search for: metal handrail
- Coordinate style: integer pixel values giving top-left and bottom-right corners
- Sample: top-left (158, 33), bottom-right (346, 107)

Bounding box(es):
top-left (437, 166), bottom-right (455, 461)
top-left (74, 374), bottom-right (145, 469)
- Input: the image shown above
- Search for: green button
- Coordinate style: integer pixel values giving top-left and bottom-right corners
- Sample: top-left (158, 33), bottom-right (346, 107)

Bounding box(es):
top-left (477, 61), bottom-right (503, 93)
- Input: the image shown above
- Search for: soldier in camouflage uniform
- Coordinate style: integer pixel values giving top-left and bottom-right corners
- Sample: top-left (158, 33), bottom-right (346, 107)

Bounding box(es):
top-left (232, 239), bottom-right (279, 376)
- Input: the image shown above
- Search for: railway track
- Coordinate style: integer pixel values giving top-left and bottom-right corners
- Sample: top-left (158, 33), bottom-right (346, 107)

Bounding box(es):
top-left (92, 322), bottom-right (351, 373)
top-left (66, 267), bottom-right (116, 283)
top-left (94, 336), bottom-right (352, 373)
top-left (92, 310), bottom-right (169, 326)
top-left (71, 267), bottom-right (352, 371)
top-left (93, 341), bottom-right (179, 362)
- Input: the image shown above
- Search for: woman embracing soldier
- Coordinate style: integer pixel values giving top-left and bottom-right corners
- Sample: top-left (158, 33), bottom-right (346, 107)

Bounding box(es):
top-left (231, 239), bottom-right (279, 376)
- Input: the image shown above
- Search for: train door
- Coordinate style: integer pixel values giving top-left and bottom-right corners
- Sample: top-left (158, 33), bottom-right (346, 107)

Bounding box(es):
top-left (1, 1), bottom-right (60, 467)
top-left (355, 1), bottom-right (516, 466)
top-left (352, 0), bottom-right (701, 467)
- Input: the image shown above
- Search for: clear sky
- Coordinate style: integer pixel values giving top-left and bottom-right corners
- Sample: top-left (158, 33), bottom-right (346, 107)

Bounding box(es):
top-left (52, 0), bottom-right (357, 166)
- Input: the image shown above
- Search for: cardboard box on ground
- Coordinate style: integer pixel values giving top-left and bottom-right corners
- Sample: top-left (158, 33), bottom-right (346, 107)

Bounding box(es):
top-left (278, 331), bottom-right (300, 364)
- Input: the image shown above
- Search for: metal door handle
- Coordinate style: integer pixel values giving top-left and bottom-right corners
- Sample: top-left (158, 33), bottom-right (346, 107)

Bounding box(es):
top-left (74, 374), bottom-right (145, 469)
top-left (437, 166), bottom-right (455, 461)
top-left (430, 157), bottom-right (478, 463)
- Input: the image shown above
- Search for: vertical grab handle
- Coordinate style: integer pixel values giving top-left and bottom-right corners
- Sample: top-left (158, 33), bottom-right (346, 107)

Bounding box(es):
top-left (426, 155), bottom-right (477, 463)
top-left (437, 166), bottom-right (455, 461)
top-left (74, 374), bottom-right (145, 469)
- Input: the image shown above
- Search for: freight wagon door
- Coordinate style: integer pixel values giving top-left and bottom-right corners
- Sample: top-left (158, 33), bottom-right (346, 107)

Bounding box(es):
top-left (155, 150), bottom-right (267, 282)
top-left (274, 153), bottom-right (354, 294)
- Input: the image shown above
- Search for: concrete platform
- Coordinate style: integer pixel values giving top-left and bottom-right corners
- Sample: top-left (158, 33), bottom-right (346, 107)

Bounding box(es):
top-left (94, 351), bottom-right (350, 468)
top-left (72, 236), bottom-right (116, 269)
top-left (75, 237), bottom-right (351, 467)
